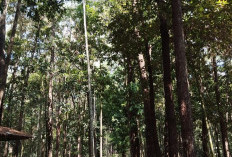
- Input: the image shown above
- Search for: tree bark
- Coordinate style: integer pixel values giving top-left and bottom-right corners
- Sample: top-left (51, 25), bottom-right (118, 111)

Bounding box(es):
top-left (215, 126), bottom-right (221, 157)
top-left (137, 53), bottom-right (160, 157)
top-left (126, 57), bottom-right (140, 157)
top-left (63, 119), bottom-right (67, 157)
top-left (100, 100), bottom-right (103, 157)
top-left (55, 92), bottom-right (61, 157)
top-left (212, 56), bottom-right (231, 157)
top-left (46, 48), bottom-right (54, 157)
top-left (145, 44), bottom-right (161, 157)
top-left (83, 1), bottom-right (95, 156)
top-left (77, 136), bottom-right (82, 157)
top-left (202, 115), bottom-right (209, 157)
top-left (0, 0), bottom-right (8, 125)
top-left (159, 7), bottom-right (179, 157)
top-left (171, 0), bottom-right (195, 156)
top-left (0, 0), bottom-right (21, 124)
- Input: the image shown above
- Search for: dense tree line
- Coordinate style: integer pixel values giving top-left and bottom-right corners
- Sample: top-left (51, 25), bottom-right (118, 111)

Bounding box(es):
top-left (0, 0), bottom-right (231, 156)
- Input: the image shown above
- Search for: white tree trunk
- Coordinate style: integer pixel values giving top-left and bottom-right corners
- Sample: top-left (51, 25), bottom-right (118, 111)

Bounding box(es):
top-left (83, 0), bottom-right (95, 156)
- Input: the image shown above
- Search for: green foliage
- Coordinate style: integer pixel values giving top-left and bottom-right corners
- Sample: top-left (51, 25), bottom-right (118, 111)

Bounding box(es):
top-left (1, 0), bottom-right (232, 156)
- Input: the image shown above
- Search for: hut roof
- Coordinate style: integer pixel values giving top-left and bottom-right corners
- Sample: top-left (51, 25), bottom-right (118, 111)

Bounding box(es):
top-left (0, 126), bottom-right (32, 141)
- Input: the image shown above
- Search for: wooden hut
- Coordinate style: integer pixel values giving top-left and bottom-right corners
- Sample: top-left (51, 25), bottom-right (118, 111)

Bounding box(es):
top-left (0, 126), bottom-right (32, 141)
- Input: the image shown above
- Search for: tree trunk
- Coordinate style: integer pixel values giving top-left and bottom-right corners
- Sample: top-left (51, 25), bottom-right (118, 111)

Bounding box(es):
top-left (159, 7), bottom-right (179, 157)
top-left (37, 92), bottom-right (43, 157)
top-left (55, 99), bottom-right (61, 157)
top-left (212, 56), bottom-right (231, 157)
top-left (171, 0), bottom-right (195, 156)
top-left (0, 0), bottom-right (9, 125)
top-left (145, 44), bottom-right (161, 157)
top-left (164, 117), bottom-right (169, 157)
top-left (137, 53), bottom-right (160, 157)
top-left (46, 48), bottom-right (54, 157)
top-left (83, 1), bottom-right (95, 156)
top-left (0, 0), bottom-right (21, 124)
top-left (77, 136), bottom-right (82, 157)
top-left (202, 115), bottom-right (209, 157)
top-left (100, 100), bottom-right (103, 157)
top-left (63, 120), bottom-right (67, 157)
top-left (215, 126), bottom-right (221, 157)
top-left (193, 70), bottom-right (215, 157)
top-left (127, 57), bottom-right (140, 157)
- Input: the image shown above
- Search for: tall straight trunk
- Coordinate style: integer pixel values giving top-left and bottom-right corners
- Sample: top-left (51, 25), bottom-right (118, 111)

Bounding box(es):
top-left (137, 119), bottom-right (145, 157)
top-left (0, 0), bottom-right (8, 125)
top-left (133, 0), bottom-right (160, 155)
top-left (0, 0), bottom-right (21, 124)
top-left (199, 81), bottom-right (215, 157)
top-left (171, 0), bottom-right (195, 156)
top-left (137, 53), bottom-right (160, 157)
top-left (77, 136), bottom-right (82, 157)
top-left (100, 100), bottom-right (103, 157)
top-left (202, 115), bottom-right (209, 157)
top-left (164, 118), bottom-right (169, 157)
top-left (55, 99), bottom-right (61, 157)
top-left (83, 1), bottom-right (95, 156)
top-left (192, 70), bottom-right (215, 157)
top-left (215, 127), bottom-right (221, 157)
top-left (159, 6), bottom-right (178, 156)
top-left (144, 45), bottom-right (161, 156)
top-left (37, 94), bottom-right (43, 157)
top-left (127, 57), bottom-right (140, 157)
top-left (63, 120), bottom-right (67, 157)
top-left (212, 56), bottom-right (231, 157)
top-left (46, 49), bottom-right (54, 157)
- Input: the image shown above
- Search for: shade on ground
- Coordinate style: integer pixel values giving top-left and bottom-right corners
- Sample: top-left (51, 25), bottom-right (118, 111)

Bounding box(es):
top-left (0, 126), bottom-right (32, 141)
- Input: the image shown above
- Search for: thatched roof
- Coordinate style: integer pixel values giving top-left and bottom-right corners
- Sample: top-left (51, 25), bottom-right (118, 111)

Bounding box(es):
top-left (0, 126), bottom-right (32, 141)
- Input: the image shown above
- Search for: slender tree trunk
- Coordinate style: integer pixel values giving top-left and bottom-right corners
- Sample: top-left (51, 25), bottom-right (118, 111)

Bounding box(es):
top-left (83, 0), bottom-right (95, 156)
top-left (137, 118), bottom-right (145, 157)
top-left (55, 99), bottom-right (61, 157)
top-left (145, 44), bottom-right (161, 157)
top-left (46, 48), bottom-right (54, 157)
top-left (63, 120), bottom-right (67, 157)
top-left (159, 7), bottom-right (179, 157)
top-left (202, 115), bottom-right (209, 157)
top-left (100, 100), bottom-right (103, 157)
top-left (0, 0), bottom-right (8, 125)
top-left (192, 70), bottom-right (215, 157)
top-left (127, 57), bottom-right (140, 157)
top-left (137, 53), bottom-right (160, 157)
top-left (0, 0), bottom-right (21, 124)
top-left (171, 0), bottom-right (195, 156)
top-left (212, 56), bottom-right (231, 157)
top-left (37, 93), bottom-right (43, 157)
top-left (164, 116), bottom-right (169, 157)
top-left (215, 126), bottom-right (221, 157)
top-left (77, 136), bottom-right (82, 157)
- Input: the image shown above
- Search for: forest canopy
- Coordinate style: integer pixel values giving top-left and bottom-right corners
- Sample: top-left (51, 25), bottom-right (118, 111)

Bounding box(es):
top-left (0, 0), bottom-right (231, 156)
